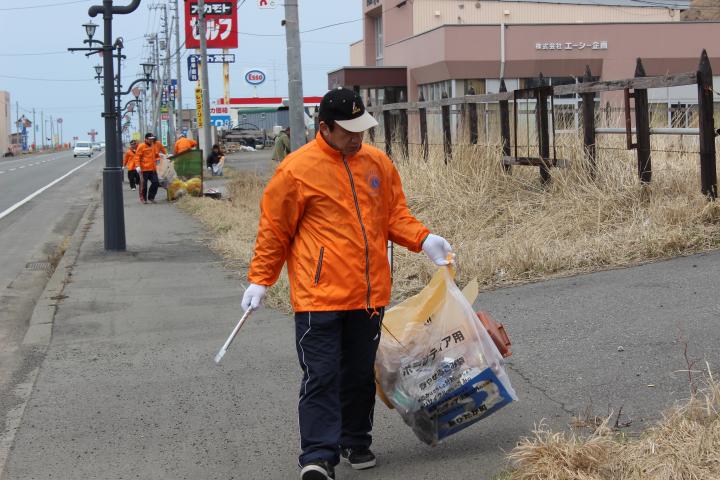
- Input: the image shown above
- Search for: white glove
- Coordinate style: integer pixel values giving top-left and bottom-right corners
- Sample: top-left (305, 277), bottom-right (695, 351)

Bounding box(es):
top-left (135, 166), bottom-right (141, 173)
top-left (241, 283), bottom-right (267, 311)
top-left (422, 234), bottom-right (453, 266)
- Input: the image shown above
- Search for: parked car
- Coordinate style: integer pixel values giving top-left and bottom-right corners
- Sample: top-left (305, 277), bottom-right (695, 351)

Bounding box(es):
top-left (220, 123), bottom-right (266, 149)
top-left (73, 141), bottom-right (93, 158)
top-left (92, 142), bottom-right (101, 152)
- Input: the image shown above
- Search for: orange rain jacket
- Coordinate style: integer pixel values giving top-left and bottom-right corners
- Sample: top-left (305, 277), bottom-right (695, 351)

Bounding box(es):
top-left (173, 137), bottom-right (197, 155)
top-left (133, 141), bottom-right (167, 172)
top-left (248, 132), bottom-right (430, 312)
top-left (123, 147), bottom-right (138, 170)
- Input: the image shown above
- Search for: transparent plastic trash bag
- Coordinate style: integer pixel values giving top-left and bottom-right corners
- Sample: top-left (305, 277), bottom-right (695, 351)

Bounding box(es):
top-left (375, 267), bottom-right (517, 446)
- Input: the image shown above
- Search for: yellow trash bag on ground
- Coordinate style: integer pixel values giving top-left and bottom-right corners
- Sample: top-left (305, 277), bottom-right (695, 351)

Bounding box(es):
top-left (375, 266), bottom-right (517, 446)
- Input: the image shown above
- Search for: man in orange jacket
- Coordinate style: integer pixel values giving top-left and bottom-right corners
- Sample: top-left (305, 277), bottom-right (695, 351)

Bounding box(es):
top-left (122, 139), bottom-right (139, 191)
top-left (133, 132), bottom-right (167, 204)
top-left (242, 88), bottom-right (452, 480)
top-left (173, 132), bottom-right (197, 156)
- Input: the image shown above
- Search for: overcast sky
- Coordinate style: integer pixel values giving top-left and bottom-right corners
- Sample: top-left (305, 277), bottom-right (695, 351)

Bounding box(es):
top-left (0, 0), bottom-right (362, 144)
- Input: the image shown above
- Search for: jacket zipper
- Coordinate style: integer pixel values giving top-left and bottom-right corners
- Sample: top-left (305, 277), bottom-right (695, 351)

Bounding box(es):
top-left (314, 247), bottom-right (325, 285)
top-left (341, 156), bottom-right (372, 308)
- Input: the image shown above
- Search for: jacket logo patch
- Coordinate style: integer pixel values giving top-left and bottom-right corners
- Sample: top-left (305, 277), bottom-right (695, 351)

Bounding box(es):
top-left (352, 102), bottom-right (361, 115)
top-left (367, 172), bottom-right (381, 196)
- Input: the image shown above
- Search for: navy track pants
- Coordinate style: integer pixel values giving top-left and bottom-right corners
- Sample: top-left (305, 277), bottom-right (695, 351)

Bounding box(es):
top-left (294, 309), bottom-right (384, 467)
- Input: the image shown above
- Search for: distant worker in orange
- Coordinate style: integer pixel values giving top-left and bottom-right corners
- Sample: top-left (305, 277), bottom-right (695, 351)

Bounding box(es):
top-left (133, 132), bottom-right (167, 204)
top-left (122, 139), bottom-right (139, 191)
top-left (173, 132), bottom-right (197, 156)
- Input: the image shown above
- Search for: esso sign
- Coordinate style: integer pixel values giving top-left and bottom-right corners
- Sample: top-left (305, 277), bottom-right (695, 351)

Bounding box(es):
top-left (244, 69), bottom-right (266, 86)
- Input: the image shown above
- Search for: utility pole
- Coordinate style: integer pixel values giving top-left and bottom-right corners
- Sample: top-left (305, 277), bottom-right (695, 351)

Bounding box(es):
top-left (284, 1), bottom-right (305, 150)
top-left (50, 114), bottom-right (54, 148)
top-left (41, 111), bottom-right (45, 149)
top-left (163, 3), bottom-right (176, 150)
top-left (198, 0), bottom-right (212, 155)
top-left (146, 33), bottom-right (161, 135)
top-left (15, 102), bottom-right (19, 148)
top-left (32, 108), bottom-right (36, 151)
top-left (154, 34), bottom-right (162, 135)
top-left (173, 0), bottom-right (183, 134)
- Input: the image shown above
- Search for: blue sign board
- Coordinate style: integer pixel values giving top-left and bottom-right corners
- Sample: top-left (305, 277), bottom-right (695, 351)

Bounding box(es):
top-left (210, 115), bottom-right (231, 128)
top-left (187, 56), bottom-right (199, 81)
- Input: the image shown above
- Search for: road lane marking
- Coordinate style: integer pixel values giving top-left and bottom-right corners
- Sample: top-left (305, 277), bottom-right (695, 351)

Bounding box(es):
top-left (0, 156), bottom-right (97, 221)
top-left (9, 168), bottom-right (15, 171)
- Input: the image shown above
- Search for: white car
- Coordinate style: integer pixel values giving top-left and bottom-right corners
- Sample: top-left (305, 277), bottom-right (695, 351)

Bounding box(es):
top-left (73, 141), bottom-right (93, 158)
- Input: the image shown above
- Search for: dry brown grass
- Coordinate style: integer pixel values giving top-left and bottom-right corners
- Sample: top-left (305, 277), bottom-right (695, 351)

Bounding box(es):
top-left (178, 174), bottom-right (292, 311)
top-left (507, 368), bottom-right (720, 480)
top-left (180, 134), bottom-right (720, 312)
top-left (387, 134), bottom-right (720, 303)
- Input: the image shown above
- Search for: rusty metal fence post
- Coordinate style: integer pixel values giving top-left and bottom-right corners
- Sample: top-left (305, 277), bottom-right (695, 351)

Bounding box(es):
top-left (536, 74), bottom-right (551, 183)
top-left (634, 59), bottom-right (652, 184)
top-left (697, 49), bottom-right (718, 199)
top-left (418, 91), bottom-right (428, 161)
top-left (467, 86), bottom-right (478, 145)
top-left (499, 79), bottom-right (512, 173)
top-left (399, 107), bottom-right (409, 160)
top-left (581, 66), bottom-right (597, 178)
top-left (383, 108), bottom-right (392, 158)
top-left (441, 90), bottom-right (452, 164)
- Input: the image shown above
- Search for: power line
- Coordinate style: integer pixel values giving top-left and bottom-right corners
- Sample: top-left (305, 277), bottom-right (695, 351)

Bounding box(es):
top-left (0, 0), bottom-right (90, 10)
top-left (0, 51), bottom-right (68, 57)
top-left (0, 74), bottom-right (93, 82)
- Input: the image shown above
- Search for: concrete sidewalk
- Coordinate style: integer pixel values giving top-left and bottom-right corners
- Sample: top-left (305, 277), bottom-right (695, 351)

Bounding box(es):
top-left (3, 151), bottom-right (720, 480)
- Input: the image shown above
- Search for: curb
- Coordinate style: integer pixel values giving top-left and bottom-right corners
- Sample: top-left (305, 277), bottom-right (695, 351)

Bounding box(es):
top-left (21, 200), bottom-right (98, 346)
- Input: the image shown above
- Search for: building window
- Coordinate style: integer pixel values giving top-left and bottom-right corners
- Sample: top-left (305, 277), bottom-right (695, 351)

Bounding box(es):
top-left (375, 15), bottom-right (383, 66)
top-left (462, 79), bottom-right (486, 95)
top-left (418, 80), bottom-right (452, 101)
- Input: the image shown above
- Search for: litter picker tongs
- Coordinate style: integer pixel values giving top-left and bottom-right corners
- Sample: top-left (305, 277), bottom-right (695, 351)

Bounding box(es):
top-left (214, 308), bottom-right (254, 364)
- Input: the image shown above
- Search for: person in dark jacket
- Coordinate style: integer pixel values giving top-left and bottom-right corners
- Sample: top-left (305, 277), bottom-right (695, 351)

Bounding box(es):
top-left (206, 144), bottom-right (225, 176)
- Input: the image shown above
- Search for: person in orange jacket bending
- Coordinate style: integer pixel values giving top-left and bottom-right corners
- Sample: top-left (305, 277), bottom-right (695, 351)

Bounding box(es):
top-left (241, 88), bottom-right (453, 480)
top-left (133, 132), bottom-right (167, 204)
top-left (173, 132), bottom-right (197, 156)
top-left (122, 139), bottom-right (139, 191)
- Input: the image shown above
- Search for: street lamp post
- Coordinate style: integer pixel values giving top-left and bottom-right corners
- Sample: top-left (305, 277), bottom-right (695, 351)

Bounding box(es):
top-left (113, 37), bottom-right (126, 169)
top-left (67, 0), bottom-right (141, 251)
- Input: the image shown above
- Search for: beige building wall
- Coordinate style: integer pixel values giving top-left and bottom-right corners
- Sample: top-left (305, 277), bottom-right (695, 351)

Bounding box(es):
top-left (350, 40), bottom-right (365, 66)
top-left (0, 91), bottom-right (10, 155)
top-left (412, 0), bottom-right (681, 35)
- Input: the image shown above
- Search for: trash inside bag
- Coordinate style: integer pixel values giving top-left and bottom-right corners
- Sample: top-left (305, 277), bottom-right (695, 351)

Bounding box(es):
top-left (375, 267), bottom-right (517, 446)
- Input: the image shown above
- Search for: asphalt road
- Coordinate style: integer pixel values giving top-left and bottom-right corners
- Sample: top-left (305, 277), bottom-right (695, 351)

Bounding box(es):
top-left (0, 149), bottom-right (103, 462)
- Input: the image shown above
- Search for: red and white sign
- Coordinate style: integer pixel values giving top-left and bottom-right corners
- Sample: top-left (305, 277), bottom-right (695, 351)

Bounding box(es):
top-left (184, 0), bottom-right (238, 50)
top-left (244, 69), bottom-right (266, 85)
top-left (258, 0), bottom-right (276, 8)
top-left (210, 106), bottom-right (230, 115)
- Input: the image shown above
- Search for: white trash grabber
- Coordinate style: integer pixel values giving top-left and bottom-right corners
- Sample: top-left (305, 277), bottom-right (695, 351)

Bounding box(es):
top-left (214, 308), bottom-right (253, 364)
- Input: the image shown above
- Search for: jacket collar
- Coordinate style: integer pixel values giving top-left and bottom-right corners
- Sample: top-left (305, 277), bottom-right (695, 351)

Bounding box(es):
top-left (315, 131), bottom-right (365, 161)
top-left (315, 131), bottom-right (342, 159)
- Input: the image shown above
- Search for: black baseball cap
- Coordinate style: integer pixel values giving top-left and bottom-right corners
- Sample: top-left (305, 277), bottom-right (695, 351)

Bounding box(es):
top-left (319, 87), bottom-right (378, 133)
top-left (145, 132), bottom-right (156, 139)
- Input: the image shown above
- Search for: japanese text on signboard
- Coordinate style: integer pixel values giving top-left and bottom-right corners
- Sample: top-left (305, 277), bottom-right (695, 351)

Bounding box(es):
top-left (185, 0), bottom-right (238, 49)
top-left (535, 41), bottom-right (608, 51)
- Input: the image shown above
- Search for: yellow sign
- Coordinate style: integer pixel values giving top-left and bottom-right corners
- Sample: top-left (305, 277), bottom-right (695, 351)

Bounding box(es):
top-left (131, 132), bottom-right (141, 141)
top-left (195, 88), bottom-right (203, 127)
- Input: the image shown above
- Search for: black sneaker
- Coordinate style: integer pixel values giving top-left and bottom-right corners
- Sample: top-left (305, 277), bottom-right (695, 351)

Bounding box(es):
top-left (300, 460), bottom-right (335, 480)
top-left (341, 447), bottom-right (376, 470)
